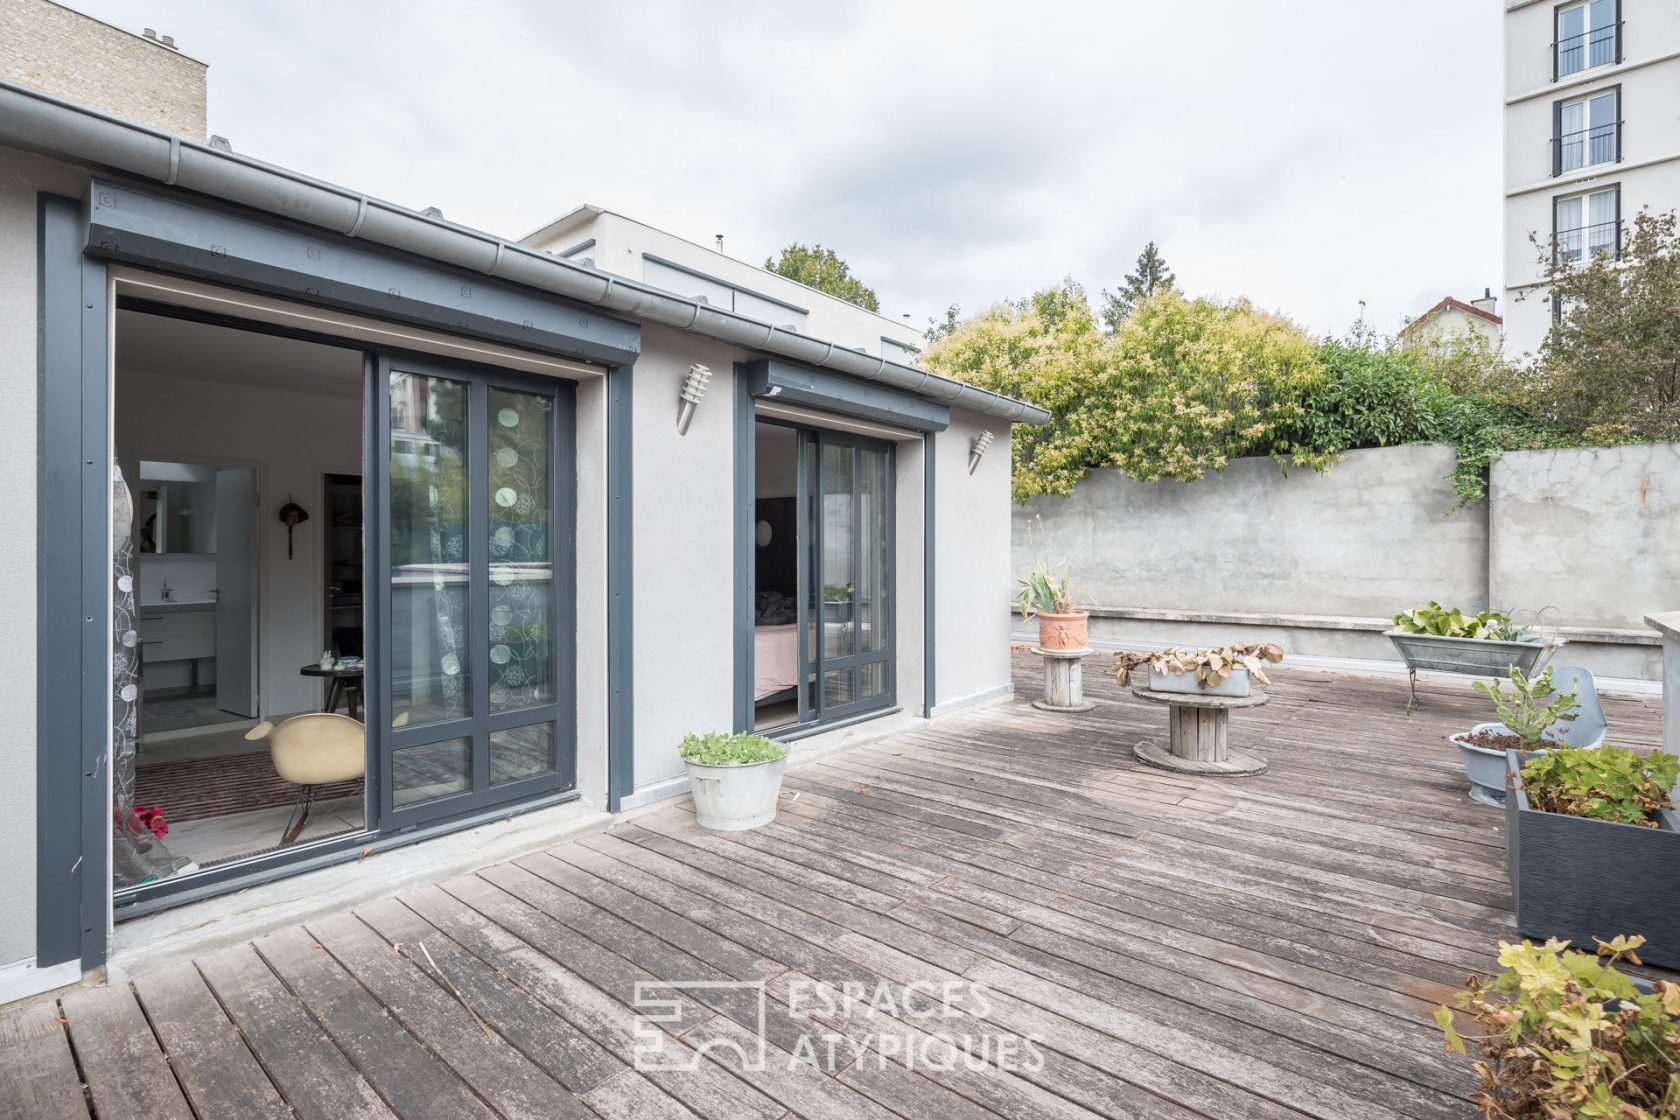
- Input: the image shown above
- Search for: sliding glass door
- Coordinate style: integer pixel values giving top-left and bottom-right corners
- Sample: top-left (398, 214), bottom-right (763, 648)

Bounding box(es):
top-left (377, 354), bottom-right (575, 828)
top-left (798, 428), bottom-right (895, 724)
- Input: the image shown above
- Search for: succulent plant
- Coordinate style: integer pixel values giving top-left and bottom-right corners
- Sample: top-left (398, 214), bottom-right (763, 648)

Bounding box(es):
top-left (1114, 642), bottom-right (1285, 689)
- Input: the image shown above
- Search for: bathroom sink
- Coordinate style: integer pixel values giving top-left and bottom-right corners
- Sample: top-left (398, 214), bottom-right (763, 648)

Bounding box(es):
top-left (139, 599), bottom-right (216, 611)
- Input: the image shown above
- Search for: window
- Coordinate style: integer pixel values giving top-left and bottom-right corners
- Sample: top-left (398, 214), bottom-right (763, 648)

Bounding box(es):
top-left (1553, 186), bottom-right (1621, 263)
top-left (1554, 87), bottom-right (1619, 174)
top-left (1556, 0), bottom-right (1619, 79)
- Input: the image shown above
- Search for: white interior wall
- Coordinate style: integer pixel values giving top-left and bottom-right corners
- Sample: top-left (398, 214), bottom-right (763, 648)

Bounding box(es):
top-left (116, 361), bottom-right (362, 717)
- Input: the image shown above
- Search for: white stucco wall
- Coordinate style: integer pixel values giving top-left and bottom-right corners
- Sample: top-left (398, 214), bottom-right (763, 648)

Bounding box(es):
top-left (630, 326), bottom-right (741, 792)
top-left (0, 149), bottom-right (91, 971)
top-left (933, 412), bottom-right (1013, 713)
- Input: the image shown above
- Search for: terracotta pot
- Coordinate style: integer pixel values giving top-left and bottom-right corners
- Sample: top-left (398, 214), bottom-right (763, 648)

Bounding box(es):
top-left (1036, 611), bottom-right (1088, 651)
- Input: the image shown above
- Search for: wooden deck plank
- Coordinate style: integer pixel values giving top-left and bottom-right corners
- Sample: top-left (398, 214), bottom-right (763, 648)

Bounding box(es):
top-left (352, 896), bottom-right (626, 1094)
top-left (196, 942), bottom-right (398, 1120)
top-left (303, 911), bottom-right (592, 1120)
top-left (251, 925), bottom-right (498, 1120)
top-left (29, 655), bottom-right (1625, 1120)
top-left (58, 985), bottom-right (193, 1120)
top-left (131, 963), bottom-right (291, 1120)
top-left (0, 998), bottom-right (88, 1120)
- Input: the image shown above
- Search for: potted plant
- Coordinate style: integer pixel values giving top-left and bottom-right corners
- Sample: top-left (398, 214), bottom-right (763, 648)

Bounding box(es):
top-left (1017, 559), bottom-right (1086, 651)
top-left (1115, 643), bottom-right (1284, 698)
top-left (1505, 745), bottom-right (1680, 968)
top-left (680, 731), bottom-right (788, 832)
top-left (822, 582), bottom-right (853, 625)
top-left (1386, 601), bottom-right (1551, 678)
top-left (1434, 935), bottom-right (1680, 1118)
top-left (1450, 665), bottom-right (1581, 807)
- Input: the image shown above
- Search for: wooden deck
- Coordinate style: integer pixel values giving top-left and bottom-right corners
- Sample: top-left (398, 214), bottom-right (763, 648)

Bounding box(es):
top-left (0, 653), bottom-right (1664, 1120)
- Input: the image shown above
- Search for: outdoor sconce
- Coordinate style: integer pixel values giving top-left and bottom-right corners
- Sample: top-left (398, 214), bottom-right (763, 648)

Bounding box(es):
top-left (677, 363), bottom-right (711, 435)
top-left (968, 430), bottom-right (994, 474)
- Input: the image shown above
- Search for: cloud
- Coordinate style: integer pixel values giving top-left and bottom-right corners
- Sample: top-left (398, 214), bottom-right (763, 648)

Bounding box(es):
top-left (64, 0), bottom-right (1502, 336)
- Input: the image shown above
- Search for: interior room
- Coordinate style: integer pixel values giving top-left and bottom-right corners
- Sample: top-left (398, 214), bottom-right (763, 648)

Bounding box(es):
top-left (752, 422), bottom-right (801, 729)
top-left (113, 308), bottom-right (368, 881)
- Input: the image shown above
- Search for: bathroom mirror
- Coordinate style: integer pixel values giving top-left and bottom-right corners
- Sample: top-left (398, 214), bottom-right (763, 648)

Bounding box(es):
top-left (137, 461), bottom-right (219, 554)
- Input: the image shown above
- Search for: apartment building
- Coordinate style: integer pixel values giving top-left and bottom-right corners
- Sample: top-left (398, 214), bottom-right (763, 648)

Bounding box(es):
top-left (1503, 1), bottom-right (1680, 356)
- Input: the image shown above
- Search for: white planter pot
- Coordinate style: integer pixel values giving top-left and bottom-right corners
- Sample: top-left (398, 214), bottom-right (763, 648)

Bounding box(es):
top-left (1147, 664), bottom-right (1250, 698)
top-left (686, 753), bottom-right (787, 831)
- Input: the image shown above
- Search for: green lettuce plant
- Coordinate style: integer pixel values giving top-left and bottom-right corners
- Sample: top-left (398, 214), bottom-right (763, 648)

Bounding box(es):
top-left (1520, 746), bottom-right (1679, 827)
top-left (1472, 666), bottom-right (1579, 747)
top-left (679, 732), bottom-right (785, 767)
top-left (1435, 936), bottom-right (1680, 1119)
top-left (1392, 601), bottom-right (1530, 641)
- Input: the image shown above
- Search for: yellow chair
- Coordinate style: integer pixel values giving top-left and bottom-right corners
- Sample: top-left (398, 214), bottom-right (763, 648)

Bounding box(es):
top-left (245, 713), bottom-right (366, 846)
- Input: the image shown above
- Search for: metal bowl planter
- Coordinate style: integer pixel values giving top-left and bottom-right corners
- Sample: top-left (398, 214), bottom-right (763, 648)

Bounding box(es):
top-left (1503, 750), bottom-right (1680, 970)
top-left (686, 752), bottom-right (788, 832)
top-left (1450, 723), bottom-right (1548, 807)
top-left (1386, 631), bottom-right (1549, 676)
top-left (1147, 664), bottom-right (1250, 698)
top-left (1386, 630), bottom-right (1554, 712)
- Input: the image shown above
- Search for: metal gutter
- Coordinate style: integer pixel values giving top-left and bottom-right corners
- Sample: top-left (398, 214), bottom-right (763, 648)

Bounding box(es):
top-left (0, 80), bottom-right (1051, 426)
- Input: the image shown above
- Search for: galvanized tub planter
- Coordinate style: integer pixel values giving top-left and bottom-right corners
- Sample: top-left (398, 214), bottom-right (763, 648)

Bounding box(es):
top-left (1503, 750), bottom-right (1680, 969)
top-left (686, 752), bottom-right (788, 832)
top-left (1146, 664), bottom-right (1251, 698)
top-left (1385, 631), bottom-right (1554, 711)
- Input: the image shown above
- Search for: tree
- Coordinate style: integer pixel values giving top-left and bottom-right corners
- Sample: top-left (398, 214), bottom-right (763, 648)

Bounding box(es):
top-left (764, 243), bottom-right (880, 311)
top-left (1531, 207), bottom-right (1680, 441)
top-left (923, 285), bottom-right (1322, 500)
top-left (925, 303), bottom-right (963, 343)
top-left (1100, 241), bottom-right (1176, 331)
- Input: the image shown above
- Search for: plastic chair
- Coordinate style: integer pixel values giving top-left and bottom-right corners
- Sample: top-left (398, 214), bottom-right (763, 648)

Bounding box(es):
top-left (245, 712), bottom-right (366, 846)
top-left (1547, 665), bottom-right (1607, 749)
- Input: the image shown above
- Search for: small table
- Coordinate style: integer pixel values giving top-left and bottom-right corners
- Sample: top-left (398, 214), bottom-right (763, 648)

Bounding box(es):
top-left (300, 663), bottom-right (363, 721)
top-left (1030, 647), bottom-right (1096, 712)
top-left (1130, 686), bottom-right (1269, 775)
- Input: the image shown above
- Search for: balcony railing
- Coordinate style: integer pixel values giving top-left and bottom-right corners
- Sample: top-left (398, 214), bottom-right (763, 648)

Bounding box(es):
top-left (1554, 219), bottom-right (1622, 264)
top-left (1554, 120), bottom-right (1621, 175)
top-left (1555, 23), bottom-right (1620, 79)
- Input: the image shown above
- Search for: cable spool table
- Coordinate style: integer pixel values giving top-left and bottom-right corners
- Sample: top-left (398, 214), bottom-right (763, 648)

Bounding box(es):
top-left (1130, 686), bottom-right (1269, 775)
top-left (1030, 647), bottom-right (1097, 712)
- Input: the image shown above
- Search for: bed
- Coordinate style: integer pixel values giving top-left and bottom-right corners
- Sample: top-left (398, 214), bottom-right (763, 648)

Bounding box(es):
top-left (754, 623), bottom-right (799, 701)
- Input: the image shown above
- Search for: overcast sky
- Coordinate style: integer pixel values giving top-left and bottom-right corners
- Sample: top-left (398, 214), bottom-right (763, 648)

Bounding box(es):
top-left (67, 0), bottom-right (1502, 338)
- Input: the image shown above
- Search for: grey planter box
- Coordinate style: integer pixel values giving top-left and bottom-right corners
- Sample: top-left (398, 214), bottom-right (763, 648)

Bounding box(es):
top-left (1146, 664), bottom-right (1250, 698)
top-left (1503, 750), bottom-right (1680, 969)
top-left (1386, 630), bottom-right (1548, 677)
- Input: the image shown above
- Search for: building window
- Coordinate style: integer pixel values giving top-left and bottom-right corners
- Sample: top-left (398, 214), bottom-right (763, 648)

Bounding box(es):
top-left (1555, 0), bottom-right (1619, 79)
top-left (1553, 186), bottom-right (1621, 263)
top-left (1554, 87), bottom-right (1619, 174)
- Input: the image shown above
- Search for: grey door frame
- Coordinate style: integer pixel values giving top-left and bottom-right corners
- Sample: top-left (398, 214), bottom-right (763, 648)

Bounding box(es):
top-left (38, 186), bottom-right (634, 966)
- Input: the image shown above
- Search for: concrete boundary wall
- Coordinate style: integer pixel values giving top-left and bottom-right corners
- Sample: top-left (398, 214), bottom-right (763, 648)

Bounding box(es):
top-left (1012, 442), bottom-right (1679, 682)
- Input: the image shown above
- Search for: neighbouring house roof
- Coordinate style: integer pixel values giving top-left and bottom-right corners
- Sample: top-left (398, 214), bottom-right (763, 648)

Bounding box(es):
top-left (1398, 296), bottom-right (1504, 337)
top-left (0, 79), bottom-right (1050, 426)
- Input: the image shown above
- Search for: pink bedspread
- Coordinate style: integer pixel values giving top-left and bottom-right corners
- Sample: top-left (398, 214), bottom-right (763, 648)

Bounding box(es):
top-left (754, 624), bottom-right (799, 700)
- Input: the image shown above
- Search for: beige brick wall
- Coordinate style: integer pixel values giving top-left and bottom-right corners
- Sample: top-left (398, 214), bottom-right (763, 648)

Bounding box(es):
top-left (0, 0), bottom-right (206, 137)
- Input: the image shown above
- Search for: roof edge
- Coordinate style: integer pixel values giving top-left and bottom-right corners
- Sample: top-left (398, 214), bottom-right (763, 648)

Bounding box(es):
top-left (0, 80), bottom-right (1050, 426)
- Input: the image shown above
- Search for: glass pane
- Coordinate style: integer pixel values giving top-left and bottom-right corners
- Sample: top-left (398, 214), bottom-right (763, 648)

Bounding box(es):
top-left (802, 434), bottom-right (820, 713)
top-left (1560, 100), bottom-right (1585, 171)
top-left (1589, 0), bottom-right (1615, 67)
top-left (487, 388), bottom-right (554, 713)
top-left (393, 737), bottom-right (471, 806)
top-left (1588, 190), bottom-right (1618, 257)
top-left (861, 661), bottom-right (887, 701)
top-left (1557, 4), bottom-right (1584, 76)
top-left (389, 372), bottom-right (469, 728)
top-left (857, 449), bottom-right (890, 654)
top-left (823, 667), bottom-right (856, 707)
top-left (821, 443), bottom-right (854, 658)
top-left (491, 723), bottom-right (555, 786)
